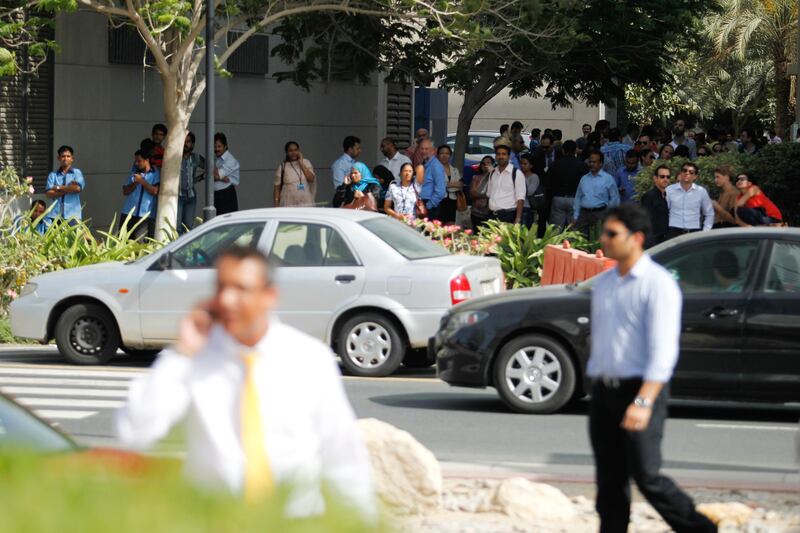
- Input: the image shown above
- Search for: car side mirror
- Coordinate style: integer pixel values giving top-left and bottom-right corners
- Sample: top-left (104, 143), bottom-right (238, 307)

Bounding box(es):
top-left (157, 251), bottom-right (173, 271)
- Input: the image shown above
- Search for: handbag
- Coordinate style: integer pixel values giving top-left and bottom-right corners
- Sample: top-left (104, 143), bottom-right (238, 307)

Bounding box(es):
top-left (413, 182), bottom-right (428, 218)
top-left (343, 192), bottom-right (378, 211)
top-left (456, 191), bottom-right (468, 213)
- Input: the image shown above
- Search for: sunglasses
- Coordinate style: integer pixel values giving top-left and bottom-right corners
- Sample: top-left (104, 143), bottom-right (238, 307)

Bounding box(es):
top-left (736, 176), bottom-right (749, 182)
top-left (636, 141), bottom-right (647, 145)
top-left (602, 229), bottom-right (629, 239)
top-left (657, 174), bottom-right (671, 179)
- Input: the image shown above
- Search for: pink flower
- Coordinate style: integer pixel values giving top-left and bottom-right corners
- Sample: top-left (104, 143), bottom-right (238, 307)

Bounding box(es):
top-left (494, 236), bottom-right (503, 243)
top-left (25, 176), bottom-right (33, 184)
top-left (464, 229), bottom-right (473, 235)
top-left (423, 217), bottom-right (429, 222)
top-left (433, 220), bottom-right (442, 227)
top-left (28, 185), bottom-right (35, 194)
top-left (443, 238), bottom-right (452, 245)
top-left (6, 289), bottom-right (18, 299)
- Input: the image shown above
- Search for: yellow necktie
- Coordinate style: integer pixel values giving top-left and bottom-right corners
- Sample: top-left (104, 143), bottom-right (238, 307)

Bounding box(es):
top-left (241, 351), bottom-right (273, 502)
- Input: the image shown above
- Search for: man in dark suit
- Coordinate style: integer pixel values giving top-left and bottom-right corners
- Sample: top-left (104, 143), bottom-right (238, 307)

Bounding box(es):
top-left (639, 164), bottom-right (671, 248)
top-left (544, 140), bottom-right (589, 231)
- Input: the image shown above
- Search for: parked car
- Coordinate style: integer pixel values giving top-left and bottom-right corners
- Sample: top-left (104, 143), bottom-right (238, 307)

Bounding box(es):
top-left (11, 209), bottom-right (504, 377)
top-left (445, 131), bottom-right (531, 186)
top-left (433, 228), bottom-right (800, 413)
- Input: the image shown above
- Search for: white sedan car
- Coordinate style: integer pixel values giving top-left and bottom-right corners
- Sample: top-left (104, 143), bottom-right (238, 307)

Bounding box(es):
top-left (10, 208), bottom-right (503, 377)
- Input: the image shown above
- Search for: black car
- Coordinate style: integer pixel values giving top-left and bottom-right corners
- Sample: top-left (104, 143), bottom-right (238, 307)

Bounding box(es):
top-left (433, 228), bottom-right (800, 414)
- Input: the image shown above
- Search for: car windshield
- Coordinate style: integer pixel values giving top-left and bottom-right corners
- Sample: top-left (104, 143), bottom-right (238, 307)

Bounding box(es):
top-left (0, 395), bottom-right (77, 453)
top-left (360, 217), bottom-right (450, 260)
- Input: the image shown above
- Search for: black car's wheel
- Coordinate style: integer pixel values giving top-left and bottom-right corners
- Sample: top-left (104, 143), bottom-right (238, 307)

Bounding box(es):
top-left (337, 313), bottom-right (406, 377)
top-left (55, 303), bottom-right (121, 365)
top-left (402, 348), bottom-right (434, 369)
top-left (121, 347), bottom-right (162, 358)
top-left (493, 334), bottom-right (576, 414)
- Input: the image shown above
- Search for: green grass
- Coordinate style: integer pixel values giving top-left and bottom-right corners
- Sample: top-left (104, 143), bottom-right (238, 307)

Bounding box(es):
top-left (0, 453), bottom-right (384, 533)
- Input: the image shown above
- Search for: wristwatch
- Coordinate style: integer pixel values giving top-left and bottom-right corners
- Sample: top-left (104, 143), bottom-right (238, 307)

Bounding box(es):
top-left (633, 396), bottom-right (653, 408)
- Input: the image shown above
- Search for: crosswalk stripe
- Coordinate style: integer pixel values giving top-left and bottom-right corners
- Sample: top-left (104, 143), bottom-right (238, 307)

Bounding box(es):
top-left (0, 367), bottom-right (146, 379)
top-left (17, 398), bottom-right (124, 409)
top-left (1, 387), bottom-right (129, 398)
top-left (0, 376), bottom-right (134, 387)
top-left (33, 410), bottom-right (97, 420)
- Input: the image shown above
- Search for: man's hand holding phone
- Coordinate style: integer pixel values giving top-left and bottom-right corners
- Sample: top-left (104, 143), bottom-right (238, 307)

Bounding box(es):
top-left (175, 301), bottom-right (216, 357)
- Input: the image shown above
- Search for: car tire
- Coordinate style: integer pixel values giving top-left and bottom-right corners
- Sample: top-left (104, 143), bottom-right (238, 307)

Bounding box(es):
top-left (55, 303), bottom-right (121, 365)
top-left (402, 347), bottom-right (433, 369)
top-left (337, 313), bottom-right (406, 377)
top-left (121, 347), bottom-right (162, 358)
top-left (493, 334), bottom-right (576, 414)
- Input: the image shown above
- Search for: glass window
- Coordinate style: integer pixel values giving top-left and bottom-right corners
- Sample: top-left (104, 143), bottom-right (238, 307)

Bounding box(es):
top-left (270, 222), bottom-right (358, 267)
top-left (658, 240), bottom-right (758, 294)
top-left (762, 241), bottom-right (800, 293)
top-left (360, 217), bottom-right (449, 260)
top-left (0, 395), bottom-right (77, 453)
top-left (170, 222), bottom-right (265, 269)
top-left (470, 135), bottom-right (496, 155)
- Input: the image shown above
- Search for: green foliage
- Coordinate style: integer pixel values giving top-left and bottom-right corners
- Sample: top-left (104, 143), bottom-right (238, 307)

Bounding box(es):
top-left (633, 143), bottom-right (800, 226)
top-left (0, 316), bottom-right (35, 344)
top-left (0, 454), bottom-right (379, 533)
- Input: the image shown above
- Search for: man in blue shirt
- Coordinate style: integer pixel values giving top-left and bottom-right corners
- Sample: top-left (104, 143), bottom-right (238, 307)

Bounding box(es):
top-left (588, 204), bottom-right (715, 533)
top-left (331, 136), bottom-right (361, 189)
top-left (665, 161), bottom-right (714, 239)
top-left (600, 128), bottom-right (628, 176)
top-left (417, 139), bottom-right (446, 221)
top-left (614, 149), bottom-right (640, 202)
top-left (572, 150), bottom-right (620, 238)
top-left (122, 149), bottom-right (160, 240)
top-left (46, 145), bottom-right (85, 224)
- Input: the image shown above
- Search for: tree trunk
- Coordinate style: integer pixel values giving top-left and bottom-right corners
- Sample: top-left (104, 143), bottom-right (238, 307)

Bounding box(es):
top-left (774, 54), bottom-right (791, 140)
top-left (154, 72), bottom-right (189, 240)
top-left (452, 98), bottom-right (478, 173)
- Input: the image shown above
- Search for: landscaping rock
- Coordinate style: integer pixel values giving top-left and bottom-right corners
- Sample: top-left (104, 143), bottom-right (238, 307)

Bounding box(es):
top-left (491, 477), bottom-right (577, 522)
top-left (696, 502), bottom-right (754, 526)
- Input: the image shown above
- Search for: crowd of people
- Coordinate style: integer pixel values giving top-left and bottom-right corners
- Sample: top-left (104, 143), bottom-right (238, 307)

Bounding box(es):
top-left (33, 117), bottom-right (786, 243)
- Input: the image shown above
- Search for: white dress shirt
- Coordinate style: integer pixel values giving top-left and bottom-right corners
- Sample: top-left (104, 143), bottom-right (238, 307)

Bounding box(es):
top-left (379, 151), bottom-right (412, 182)
top-left (487, 165), bottom-right (526, 212)
top-left (215, 150), bottom-right (241, 191)
top-left (665, 182), bottom-right (714, 231)
top-left (587, 254), bottom-right (682, 383)
top-left (116, 321), bottom-right (376, 519)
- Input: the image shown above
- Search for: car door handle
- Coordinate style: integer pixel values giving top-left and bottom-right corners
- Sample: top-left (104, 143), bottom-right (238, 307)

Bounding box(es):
top-left (335, 275), bottom-right (356, 283)
top-left (705, 306), bottom-right (738, 319)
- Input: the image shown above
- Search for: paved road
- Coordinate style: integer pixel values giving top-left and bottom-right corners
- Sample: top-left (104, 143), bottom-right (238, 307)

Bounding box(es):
top-left (2, 346), bottom-right (798, 490)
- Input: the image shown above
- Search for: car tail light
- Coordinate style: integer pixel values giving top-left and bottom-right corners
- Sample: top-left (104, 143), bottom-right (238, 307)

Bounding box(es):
top-left (450, 274), bottom-right (472, 305)
top-left (470, 164), bottom-right (480, 172)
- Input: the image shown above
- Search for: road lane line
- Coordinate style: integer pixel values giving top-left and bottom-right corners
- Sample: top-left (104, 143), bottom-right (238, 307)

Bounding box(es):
top-left (0, 377), bottom-right (134, 387)
top-left (16, 398), bottom-right (124, 409)
top-left (695, 423), bottom-right (798, 432)
top-left (33, 410), bottom-right (97, 420)
top-left (0, 367), bottom-right (145, 378)
top-left (0, 362), bottom-right (148, 373)
top-left (1, 387), bottom-right (129, 398)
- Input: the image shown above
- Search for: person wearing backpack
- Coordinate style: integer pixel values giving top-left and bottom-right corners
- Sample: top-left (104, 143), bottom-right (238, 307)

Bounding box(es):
top-left (487, 144), bottom-right (526, 224)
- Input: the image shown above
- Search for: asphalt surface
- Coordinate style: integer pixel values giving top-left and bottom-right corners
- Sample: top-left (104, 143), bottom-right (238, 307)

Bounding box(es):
top-left (2, 346), bottom-right (798, 491)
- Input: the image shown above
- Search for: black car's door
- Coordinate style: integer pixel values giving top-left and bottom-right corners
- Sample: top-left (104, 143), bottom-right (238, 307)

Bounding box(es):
top-left (654, 238), bottom-right (763, 399)
top-left (740, 239), bottom-right (800, 401)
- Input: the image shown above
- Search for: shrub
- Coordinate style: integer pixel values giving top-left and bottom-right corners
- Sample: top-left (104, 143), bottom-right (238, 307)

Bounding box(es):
top-left (633, 152), bottom-right (749, 198)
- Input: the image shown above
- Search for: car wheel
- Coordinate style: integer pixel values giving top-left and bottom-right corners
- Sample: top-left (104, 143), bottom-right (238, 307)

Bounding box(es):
top-left (493, 334), bottom-right (576, 414)
top-left (121, 347), bottom-right (162, 358)
top-left (55, 303), bottom-right (121, 365)
top-left (402, 348), bottom-right (433, 369)
top-left (337, 313), bottom-right (405, 377)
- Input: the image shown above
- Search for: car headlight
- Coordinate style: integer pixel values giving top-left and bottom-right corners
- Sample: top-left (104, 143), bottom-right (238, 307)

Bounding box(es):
top-left (19, 283), bottom-right (37, 297)
top-left (448, 310), bottom-right (488, 331)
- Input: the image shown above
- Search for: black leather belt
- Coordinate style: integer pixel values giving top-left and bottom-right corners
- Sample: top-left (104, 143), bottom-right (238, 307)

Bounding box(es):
top-left (581, 205), bottom-right (607, 213)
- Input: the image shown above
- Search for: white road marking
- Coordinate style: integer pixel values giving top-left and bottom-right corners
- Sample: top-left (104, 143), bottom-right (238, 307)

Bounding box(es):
top-left (0, 367), bottom-right (145, 378)
top-left (33, 410), bottom-right (97, 420)
top-left (695, 423), bottom-right (798, 432)
top-left (17, 398), bottom-right (124, 409)
top-left (1, 387), bottom-right (129, 398)
top-left (0, 376), bottom-right (134, 387)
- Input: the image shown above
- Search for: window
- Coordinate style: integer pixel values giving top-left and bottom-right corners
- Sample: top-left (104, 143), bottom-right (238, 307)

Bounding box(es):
top-left (470, 135), bottom-right (497, 155)
top-left (762, 241), bottom-right (800, 293)
top-left (360, 217), bottom-right (449, 260)
top-left (108, 24), bottom-right (154, 65)
top-left (226, 32), bottom-right (269, 75)
top-left (170, 222), bottom-right (265, 269)
top-left (269, 223), bottom-right (357, 267)
top-left (659, 240), bottom-right (758, 294)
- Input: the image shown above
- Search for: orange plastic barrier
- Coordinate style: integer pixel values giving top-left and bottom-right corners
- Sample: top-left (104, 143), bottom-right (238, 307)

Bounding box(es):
top-left (542, 242), bottom-right (617, 285)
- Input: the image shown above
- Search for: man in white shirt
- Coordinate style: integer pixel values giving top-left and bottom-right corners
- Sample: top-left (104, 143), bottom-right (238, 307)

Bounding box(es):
top-left (378, 137), bottom-right (412, 182)
top-left (487, 145), bottom-right (526, 224)
top-left (116, 247), bottom-right (376, 520)
top-left (665, 161), bottom-right (714, 239)
top-left (213, 132), bottom-right (240, 214)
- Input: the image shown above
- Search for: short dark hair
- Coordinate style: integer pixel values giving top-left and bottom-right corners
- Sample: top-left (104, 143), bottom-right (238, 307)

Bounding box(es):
top-left (654, 164), bottom-right (671, 176)
top-left (540, 133), bottom-right (555, 144)
top-left (531, 128), bottom-right (541, 138)
top-left (561, 140), bottom-right (577, 154)
top-left (552, 129), bottom-right (563, 141)
top-left (381, 137), bottom-right (396, 147)
top-left (216, 246), bottom-right (274, 286)
top-left (500, 124), bottom-right (510, 134)
top-left (625, 149), bottom-right (638, 159)
top-left (520, 152), bottom-right (536, 168)
top-left (214, 132), bottom-right (228, 147)
top-left (284, 140), bottom-right (299, 152)
top-left (57, 145), bottom-right (74, 156)
top-left (607, 128), bottom-right (622, 142)
top-left (343, 136), bottom-right (360, 152)
top-left (494, 145), bottom-right (511, 155)
top-left (582, 123), bottom-right (591, 130)
top-left (139, 138), bottom-right (155, 157)
top-left (32, 199), bottom-right (46, 209)
top-left (134, 149), bottom-right (149, 160)
top-left (371, 165), bottom-right (394, 186)
top-left (681, 161), bottom-right (699, 174)
top-left (152, 123), bottom-right (168, 135)
top-left (674, 145), bottom-right (691, 158)
top-left (186, 131), bottom-right (196, 144)
top-left (604, 203), bottom-right (652, 237)
top-left (511, 121), bottom-right (524, 130)
top-left (588, 149), bottom-right (604, 162)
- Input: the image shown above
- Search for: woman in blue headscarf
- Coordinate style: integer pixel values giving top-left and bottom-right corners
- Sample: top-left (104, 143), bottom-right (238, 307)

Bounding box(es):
top-left (332, 162), bottom-right (384, 210)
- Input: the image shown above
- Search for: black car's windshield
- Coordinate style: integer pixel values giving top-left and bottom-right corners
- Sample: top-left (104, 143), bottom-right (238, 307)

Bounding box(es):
top-left (0, 395), bottom-right (77, 453)
top-left (360, 217), bottom-right (449, 260)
